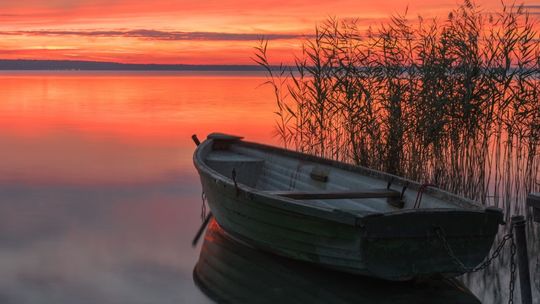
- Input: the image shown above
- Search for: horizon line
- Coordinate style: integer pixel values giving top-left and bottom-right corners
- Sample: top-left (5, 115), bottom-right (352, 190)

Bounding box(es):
top-left (0, 59), bottom-right (285, 71)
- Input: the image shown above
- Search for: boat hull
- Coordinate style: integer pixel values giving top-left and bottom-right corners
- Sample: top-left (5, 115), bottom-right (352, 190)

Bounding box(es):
top-left (198, 167), bottom-right (501, 280)
top-left (193, 220), bottom-right (481, 303)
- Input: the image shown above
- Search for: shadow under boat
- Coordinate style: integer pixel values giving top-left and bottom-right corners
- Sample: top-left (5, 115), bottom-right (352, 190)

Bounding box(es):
top-left (193, 220), bottom-right (480, 304)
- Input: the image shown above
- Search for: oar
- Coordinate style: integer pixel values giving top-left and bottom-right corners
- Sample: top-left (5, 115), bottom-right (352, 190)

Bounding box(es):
top-left (191, 134), bottom-right (214, 247)
top-left (192, 212), bottom-right (213, 247)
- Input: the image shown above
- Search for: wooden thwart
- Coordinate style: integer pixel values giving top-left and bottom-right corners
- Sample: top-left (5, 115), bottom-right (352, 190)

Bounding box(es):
top-left (266, 188), bottom-right (400, 200)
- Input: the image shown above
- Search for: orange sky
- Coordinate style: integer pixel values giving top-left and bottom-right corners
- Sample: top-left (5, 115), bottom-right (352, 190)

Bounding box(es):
top-left (0, 0), bottom-right (538, 64)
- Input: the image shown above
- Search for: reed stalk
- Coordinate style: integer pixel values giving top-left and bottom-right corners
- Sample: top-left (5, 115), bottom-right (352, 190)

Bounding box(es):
top-left (255, 1), bottom-right (540, 214)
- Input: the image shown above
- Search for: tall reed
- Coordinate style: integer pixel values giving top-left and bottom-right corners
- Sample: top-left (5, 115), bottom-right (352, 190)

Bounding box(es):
top-left (255, 1), bottom-right (539, 215)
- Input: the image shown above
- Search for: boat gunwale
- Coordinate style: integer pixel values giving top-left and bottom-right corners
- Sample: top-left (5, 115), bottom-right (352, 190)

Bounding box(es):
top-left (193, 136), bottom-right (503, 226)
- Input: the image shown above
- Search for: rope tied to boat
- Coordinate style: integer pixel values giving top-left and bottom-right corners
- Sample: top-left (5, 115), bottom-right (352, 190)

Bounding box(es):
top-left (434, 226), bottom-right (517, 304)
top-left (200, 191), bottom-right (207, 222)
top-left (232, 168), bottom-right (240, 196)
top-left (413, 183), bottom-right (437, 208)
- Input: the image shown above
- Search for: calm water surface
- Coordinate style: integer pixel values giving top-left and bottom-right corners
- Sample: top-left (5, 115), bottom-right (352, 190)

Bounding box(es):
top-left (0, 71), bottom-right (276, 303)
top-left (0, 71), bottom-right (537, 303)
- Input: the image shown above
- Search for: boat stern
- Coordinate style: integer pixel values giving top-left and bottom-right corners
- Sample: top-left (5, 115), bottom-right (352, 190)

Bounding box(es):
top-left (357, 208), bottom-right (504, 280)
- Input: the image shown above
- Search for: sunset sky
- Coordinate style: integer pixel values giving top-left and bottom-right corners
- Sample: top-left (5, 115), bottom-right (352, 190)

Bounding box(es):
top-left (0, 0), bottom-right (538, 64)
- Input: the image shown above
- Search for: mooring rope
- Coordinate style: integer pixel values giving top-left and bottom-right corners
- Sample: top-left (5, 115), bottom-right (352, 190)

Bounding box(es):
top-left (200, 191), bottom-right (207, 222)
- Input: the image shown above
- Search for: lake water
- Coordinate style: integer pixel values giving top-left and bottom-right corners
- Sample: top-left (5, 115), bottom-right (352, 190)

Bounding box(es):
top-left (0, 71), bottom-right (537, 303)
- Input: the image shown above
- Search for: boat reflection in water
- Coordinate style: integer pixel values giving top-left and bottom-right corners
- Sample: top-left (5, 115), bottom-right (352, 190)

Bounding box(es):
top-left (193, 220), bottom-right (480, 304)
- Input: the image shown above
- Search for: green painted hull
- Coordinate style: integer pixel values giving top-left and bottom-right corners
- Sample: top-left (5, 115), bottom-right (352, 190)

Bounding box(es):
top-left (194, 220), bottom-right (481, 303)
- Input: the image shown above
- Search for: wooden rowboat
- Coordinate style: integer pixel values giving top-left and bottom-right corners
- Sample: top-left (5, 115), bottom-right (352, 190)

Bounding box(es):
top-left (193, 220), bottom-right (481, 303)
top-left (193, 133), bottom-right (504, 281)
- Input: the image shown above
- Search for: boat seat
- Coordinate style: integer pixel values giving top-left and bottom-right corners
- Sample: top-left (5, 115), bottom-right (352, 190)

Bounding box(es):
top-left (207, 152), bottom-right (263, 163)
top-left (265, 189), bottom-right (404, 208)
top-left (206, 151), bottom-right (265, 188)
top-left (265, 189), bottom-right (400, 200)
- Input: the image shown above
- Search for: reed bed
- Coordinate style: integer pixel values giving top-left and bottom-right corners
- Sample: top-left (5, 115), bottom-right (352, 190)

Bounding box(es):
top-left (255, 1), bottom-right (539, 216)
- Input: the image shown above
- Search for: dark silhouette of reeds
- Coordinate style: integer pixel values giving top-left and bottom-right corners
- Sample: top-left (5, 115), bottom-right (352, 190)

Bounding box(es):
top-left (255, 1), bottom-right (539, 216)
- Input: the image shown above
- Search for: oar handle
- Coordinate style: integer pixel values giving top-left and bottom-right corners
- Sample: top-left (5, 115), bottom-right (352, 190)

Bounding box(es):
top-left (192, 212), bottom-right (213, 247)
top-left (191, 133), bottom-right (209, 248)
top-left (192, 134), bottom-right (201, 146)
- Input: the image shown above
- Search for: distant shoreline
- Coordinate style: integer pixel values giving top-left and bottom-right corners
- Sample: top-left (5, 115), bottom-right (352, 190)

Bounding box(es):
top-left (0, 59), bottom-right (282, 71)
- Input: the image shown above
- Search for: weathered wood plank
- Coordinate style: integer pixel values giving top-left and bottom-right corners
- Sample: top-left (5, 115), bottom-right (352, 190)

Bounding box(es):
top-left (266, 189), bottom-right (400, 200)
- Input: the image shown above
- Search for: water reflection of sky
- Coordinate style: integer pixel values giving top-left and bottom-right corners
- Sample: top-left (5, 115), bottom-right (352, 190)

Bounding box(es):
top-left (0, 182), bottom-right (207, 303)
top-left (0, 71), bottom-right (274, 303)
top-left (0, 71), bottom-right (538, 303)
